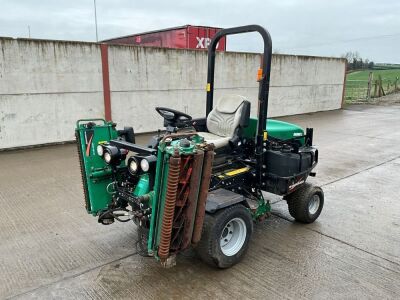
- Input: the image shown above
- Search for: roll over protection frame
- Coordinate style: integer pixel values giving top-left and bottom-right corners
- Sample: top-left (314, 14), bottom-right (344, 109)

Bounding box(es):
top-left (205, 25), bottom-right (273, 188)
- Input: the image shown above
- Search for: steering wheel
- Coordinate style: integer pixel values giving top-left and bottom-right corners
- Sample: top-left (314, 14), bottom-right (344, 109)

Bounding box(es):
top-left (155, 107), bottom-right (192, 128)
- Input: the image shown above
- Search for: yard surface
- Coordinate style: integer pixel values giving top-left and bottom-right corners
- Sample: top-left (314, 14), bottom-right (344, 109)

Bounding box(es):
top-left (1, 103), bottom-right (400, 299)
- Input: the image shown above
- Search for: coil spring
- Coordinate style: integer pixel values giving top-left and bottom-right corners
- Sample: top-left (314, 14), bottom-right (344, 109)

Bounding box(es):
top-left (158, 155), bottom-right (181, 259)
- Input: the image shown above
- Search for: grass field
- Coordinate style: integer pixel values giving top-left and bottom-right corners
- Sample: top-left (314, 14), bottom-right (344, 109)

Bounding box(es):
top-left (347, 69), bottom-right (400, 81)
top-left (345, 69), bottom-right (400, 101)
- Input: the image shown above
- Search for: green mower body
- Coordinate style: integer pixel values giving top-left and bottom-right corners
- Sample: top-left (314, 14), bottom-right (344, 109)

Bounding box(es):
top-left (243, 118), bottom-right (305, 144)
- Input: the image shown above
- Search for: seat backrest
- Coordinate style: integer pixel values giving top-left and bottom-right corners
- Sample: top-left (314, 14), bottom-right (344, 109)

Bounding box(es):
top-left (207, 95), bottom-right (250, 137)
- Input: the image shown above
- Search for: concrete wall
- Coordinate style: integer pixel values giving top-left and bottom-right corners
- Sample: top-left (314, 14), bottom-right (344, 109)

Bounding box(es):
top-left (0, 38), bottom-right (105, 149)
top-left (0, 38), bottom-right (346, 149)
top-left (109, 46), bottom-right (345, 132)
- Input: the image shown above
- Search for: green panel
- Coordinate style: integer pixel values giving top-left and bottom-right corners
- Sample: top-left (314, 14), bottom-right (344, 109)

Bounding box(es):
top-left (75, 119), bottom-right (118, 215)
top-left (266, 119), bottom-right (304, 142)
top-left (243, 118), bottom-right (305, 144)
top-left (133, 174), bottom-right (150, 196)
top-left (165, 139), bottom-right (196, 155)
top-left (147, 147), bottom-right (166, 254)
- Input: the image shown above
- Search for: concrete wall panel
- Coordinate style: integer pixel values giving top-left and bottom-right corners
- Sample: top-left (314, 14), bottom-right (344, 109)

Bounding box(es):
top-left (108, 45), bottom-right (345, 132)
top-left (0, 38), bottom-right (104, 149)
top-left (0, 93), bottom-right (104, 148)
top-left (0, 38), bottom-right (345, 149)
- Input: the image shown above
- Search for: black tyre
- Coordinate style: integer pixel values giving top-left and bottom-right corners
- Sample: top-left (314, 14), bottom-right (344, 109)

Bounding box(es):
top-left (195, 204), bottom-right (253, 269)
top-left (285, 183), bottom-right (324, 223)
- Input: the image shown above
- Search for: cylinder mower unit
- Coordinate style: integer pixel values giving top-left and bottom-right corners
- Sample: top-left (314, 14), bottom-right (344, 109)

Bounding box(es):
top-left (76, 122), bottom-right (215, 266)
top-left (75, 25), bottom-right (324, 269)
top-left (148, 136), bottom-right (215, 266)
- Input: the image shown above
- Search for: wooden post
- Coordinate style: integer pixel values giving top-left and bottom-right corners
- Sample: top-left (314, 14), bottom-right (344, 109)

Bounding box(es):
top-left (374, 80), bottom-right (378, 98)
top-left (366, 72), bottom-right (373, 100)
top-left (381, 76), bottom-right (385, 96)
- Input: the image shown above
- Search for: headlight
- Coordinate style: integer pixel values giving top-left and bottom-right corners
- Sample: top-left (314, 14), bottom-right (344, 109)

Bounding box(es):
top-left (140, 158), bottom-right (150, 172)
top-left (104, 152), bottom-right (112, 163)
top-left (140, 155), bottom-right (157, 173)
top-left (128, 157), bottom-right (139, 174)
top-left (102, 146), bottom-right (120, 164)
top-left (96, 144), bottom-right (104, 156)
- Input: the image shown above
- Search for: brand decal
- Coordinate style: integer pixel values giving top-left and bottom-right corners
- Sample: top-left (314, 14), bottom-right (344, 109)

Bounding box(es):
top-left (84, 130), bottom-right (94, 157)
top-left (196, 37), bottom-right (220, 49)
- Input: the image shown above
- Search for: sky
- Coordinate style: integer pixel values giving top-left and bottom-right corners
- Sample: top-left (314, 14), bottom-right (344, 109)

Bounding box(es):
top-left (0, 0), bottom-right (399, 63)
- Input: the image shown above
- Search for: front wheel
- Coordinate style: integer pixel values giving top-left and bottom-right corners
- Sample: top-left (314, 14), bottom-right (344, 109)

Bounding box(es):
top-left (285, 183), bottom-right (324, 223)
top-left (195, 204), bottom-right (253, 269)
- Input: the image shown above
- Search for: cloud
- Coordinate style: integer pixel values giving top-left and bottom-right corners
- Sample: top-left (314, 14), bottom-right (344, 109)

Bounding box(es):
top-left (0, 0), bottom-right (398, 62)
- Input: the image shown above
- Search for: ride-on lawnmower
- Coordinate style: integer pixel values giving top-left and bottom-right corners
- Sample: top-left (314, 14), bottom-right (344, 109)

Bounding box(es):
top-left (75, 25), bottom-right (323, 269)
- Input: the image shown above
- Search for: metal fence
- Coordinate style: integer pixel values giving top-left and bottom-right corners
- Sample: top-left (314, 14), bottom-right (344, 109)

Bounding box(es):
top-left (345, 73), bottom-right (400, 102)
top-left (345, 80), bottom-right (369, 101)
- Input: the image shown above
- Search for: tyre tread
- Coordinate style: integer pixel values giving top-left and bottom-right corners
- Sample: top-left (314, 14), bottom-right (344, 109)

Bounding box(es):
top-left (195, 204), bottom-right (253, 268)
top-left (285, 183), bottom-right (324, 223)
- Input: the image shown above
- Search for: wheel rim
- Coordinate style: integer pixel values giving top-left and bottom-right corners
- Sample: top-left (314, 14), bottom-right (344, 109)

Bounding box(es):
top-left (219, 217), bottom-right (247, 256)
top-left (308, 194), bottom-right (320, 215)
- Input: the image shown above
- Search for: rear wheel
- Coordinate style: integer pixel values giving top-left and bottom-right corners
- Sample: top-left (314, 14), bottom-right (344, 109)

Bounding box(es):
top-left (285, 183), bottom-right (324, 223)
top-left (195, 204), bottom-right (253, 269)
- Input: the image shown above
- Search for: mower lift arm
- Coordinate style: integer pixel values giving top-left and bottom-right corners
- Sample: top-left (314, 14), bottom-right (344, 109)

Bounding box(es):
top-left (110, 139), bottom-right (157, 155)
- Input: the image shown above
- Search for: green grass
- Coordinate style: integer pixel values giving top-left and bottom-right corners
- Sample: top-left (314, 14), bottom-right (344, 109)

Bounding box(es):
top-left (347, 69), bottom-right (400, 81)
top-left (345, 69), bottom-right (400, 101)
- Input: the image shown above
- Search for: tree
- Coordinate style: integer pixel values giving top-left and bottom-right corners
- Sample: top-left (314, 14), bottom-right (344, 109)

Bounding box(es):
top-left (364, 58), bottom-right (370, 69)
top-left (368, 61), bottom-right (374, 69)
top-left (341, 51), bottom-right (373, 71)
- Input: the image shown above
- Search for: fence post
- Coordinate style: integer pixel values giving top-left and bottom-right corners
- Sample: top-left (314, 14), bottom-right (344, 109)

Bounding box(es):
top-left (366, 71), bottom-right (373, 100)
top-left (377, 75), bottom-right (385, 97)
top-left (341, 60), bottom-right (348, 108)
top-left (380, 75), bottom-right (385, 96)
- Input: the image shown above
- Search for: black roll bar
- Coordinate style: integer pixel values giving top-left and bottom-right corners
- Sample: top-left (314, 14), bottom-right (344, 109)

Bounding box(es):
top-left (206, 25), bottom-right (273, 188)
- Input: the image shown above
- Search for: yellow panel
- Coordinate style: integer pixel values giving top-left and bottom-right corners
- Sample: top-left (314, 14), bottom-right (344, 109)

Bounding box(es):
top-left (224, 167), bottom-right (250, 177)
top-left (263, 131), bottom-right (268, 141)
